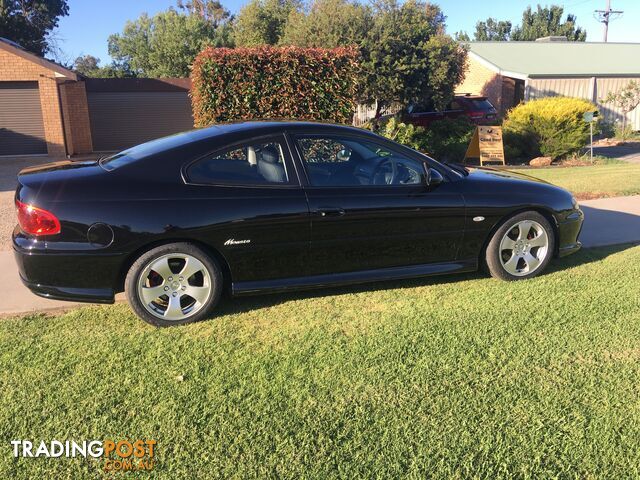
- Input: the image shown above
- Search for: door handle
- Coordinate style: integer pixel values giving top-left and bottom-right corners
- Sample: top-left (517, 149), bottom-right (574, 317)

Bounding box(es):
top-left (317, 207), bottom-right (345, 217)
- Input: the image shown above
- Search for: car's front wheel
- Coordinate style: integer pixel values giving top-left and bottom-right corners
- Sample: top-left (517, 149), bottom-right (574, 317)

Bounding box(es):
top-left (125, 242), bottom-right (223, 326)
top-left (485, 211), bottom-right (555, 281)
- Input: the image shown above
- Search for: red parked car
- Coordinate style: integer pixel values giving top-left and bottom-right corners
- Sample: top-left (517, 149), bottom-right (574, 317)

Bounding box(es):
top-left (403, 94), bottom-right (498, 127)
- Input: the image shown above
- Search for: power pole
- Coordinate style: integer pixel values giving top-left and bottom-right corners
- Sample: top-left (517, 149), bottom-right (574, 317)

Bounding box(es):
top-left (594, 0), bottom-right (624, 42)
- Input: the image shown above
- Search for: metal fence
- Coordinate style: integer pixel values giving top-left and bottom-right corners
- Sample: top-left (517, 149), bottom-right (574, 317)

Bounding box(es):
top-left (352, 102), bottom-right (402, 127)
top-left (526, 76), bottom-right (640, 130)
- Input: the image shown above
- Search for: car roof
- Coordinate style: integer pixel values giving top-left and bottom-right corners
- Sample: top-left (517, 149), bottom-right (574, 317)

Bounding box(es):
top-left (147, 120), bottom-right (380, 153)
top-left (455, 94), bottom-right (488, 100)
top-left (105, 121), bottom-right (382, 170)
top-left (193, 120), bottom-right (374, 138)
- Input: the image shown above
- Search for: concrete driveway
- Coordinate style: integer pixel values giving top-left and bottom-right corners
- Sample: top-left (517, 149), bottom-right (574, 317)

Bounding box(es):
top-left (0, 156), bottom-right (639, 316)
top-left (579, 196), bottom-right (640, 247)
top-left (593, 141), bottom-right (640, 164)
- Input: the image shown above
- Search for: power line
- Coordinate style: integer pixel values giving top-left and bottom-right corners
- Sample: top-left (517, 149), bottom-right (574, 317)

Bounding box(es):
top-left (594, 0), bottom-right (624, 42)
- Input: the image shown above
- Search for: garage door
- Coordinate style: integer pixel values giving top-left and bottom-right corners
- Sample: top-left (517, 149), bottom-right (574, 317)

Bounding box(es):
top-left (87, 91), bottom-right (194, 152)
top-left (0, 82), bottom-right (47, 156)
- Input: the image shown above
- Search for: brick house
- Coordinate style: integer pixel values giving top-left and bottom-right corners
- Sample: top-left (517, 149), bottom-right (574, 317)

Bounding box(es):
top-left (0, 37), bottom-right (91, 156)
top-left (0, 38), bottom-right (193, 157)
top-left (457, 38), bottom-right (640, 129)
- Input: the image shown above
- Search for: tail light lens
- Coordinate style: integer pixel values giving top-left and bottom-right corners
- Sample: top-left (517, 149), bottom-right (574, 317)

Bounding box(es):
top-left (16, 200), bottom-right (61, 236)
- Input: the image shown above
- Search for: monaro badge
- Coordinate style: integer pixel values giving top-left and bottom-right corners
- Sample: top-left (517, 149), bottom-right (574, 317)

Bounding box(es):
top-left (224, 238), bottom-right (251, 246)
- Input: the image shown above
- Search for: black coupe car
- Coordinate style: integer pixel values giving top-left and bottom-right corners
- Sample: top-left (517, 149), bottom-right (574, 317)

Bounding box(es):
top-left (14, 121), bottom-right (583, 326)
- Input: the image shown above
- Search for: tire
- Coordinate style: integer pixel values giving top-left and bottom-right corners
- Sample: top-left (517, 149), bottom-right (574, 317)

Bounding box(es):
top-left (125, 242), bottom-right (223, 327)
top-left (485, 211), bottom-right (555, 281)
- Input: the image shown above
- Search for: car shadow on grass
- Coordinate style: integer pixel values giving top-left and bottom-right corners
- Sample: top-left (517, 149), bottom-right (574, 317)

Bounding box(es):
top-left (212, 242), bottom-right (638, 318)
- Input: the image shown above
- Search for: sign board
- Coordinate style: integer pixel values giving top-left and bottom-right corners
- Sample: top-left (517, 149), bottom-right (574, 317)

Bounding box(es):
top-left (583, 111), bottom-right (598, 123)
top-left (464, 126), bottom-right (505, 165)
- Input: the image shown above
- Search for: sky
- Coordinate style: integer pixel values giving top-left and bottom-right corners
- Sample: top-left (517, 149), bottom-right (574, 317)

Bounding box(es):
top-left (53, 0), bottom-right (640, 65)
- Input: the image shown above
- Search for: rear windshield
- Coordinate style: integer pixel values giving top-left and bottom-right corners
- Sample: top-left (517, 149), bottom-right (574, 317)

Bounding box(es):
top-left (99, 129), bottom-right (215, 171)
top-left (468, 99), bottom-right (495, 111)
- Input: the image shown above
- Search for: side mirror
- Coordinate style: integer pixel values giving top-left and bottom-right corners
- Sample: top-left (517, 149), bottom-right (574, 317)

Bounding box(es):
top-left (422, 163), bottom-right (443, 187)
top-left (430, 168), bottom-right (444, 186)
top-left (336, 149), bottom-right (351, 162)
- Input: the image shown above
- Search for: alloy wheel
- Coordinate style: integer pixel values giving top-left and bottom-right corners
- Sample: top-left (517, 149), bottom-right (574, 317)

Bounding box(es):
top-left (499, 220), bottom-right (549, 277)
top-left (137, 253), bottom-right (212, 321)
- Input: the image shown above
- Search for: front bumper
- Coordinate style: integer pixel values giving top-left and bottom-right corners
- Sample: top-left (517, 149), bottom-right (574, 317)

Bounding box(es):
top-left (556, 208), bottom-right (584, 257)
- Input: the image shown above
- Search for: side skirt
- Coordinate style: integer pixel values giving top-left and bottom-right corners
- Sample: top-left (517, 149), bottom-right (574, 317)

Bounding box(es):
top-left (232, 259), bottom-right (478, 296)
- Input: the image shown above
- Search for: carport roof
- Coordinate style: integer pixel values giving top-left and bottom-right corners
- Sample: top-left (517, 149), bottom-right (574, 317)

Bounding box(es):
top-left (468, 41), bottom-right (640, 78)
top-left (0, 37), bottom-right (78, 80)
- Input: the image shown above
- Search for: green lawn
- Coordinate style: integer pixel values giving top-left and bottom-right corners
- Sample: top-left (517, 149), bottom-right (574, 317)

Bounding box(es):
top-left (524, 163), bottom-right (640, 199)
top-left (1, 246), bottom-right (640, 477)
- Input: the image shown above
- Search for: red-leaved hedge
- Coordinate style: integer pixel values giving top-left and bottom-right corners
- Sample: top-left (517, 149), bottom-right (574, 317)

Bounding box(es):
top-left (190, 46), bottom-right (359, 126)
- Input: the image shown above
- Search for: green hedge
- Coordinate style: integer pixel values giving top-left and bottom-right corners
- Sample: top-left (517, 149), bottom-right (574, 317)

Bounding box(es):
top-left (191, 46), bottom-right (358, 126)
top-left (503, 97), bottom-right (598, 160)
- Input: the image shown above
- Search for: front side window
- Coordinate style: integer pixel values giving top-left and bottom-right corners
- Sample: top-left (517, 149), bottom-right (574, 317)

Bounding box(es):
top-left (186, 140), bottom-right (289, 185)
top-left (295, 135), bottom-right (425, 187)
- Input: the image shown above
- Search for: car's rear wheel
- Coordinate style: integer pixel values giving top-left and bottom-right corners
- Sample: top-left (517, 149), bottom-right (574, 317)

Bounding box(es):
top-left (125, 243), bottom-right (223, 326)
top-left (485, 211), bottom-right (555, 281)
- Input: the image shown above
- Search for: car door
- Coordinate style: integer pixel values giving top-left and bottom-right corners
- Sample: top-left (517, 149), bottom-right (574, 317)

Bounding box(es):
top-left (407, 104), bottom-right (444, 128)
top-left (289, 132), bottom-right (466, 276)
top-left (182, 134), bottom-right (310, 283)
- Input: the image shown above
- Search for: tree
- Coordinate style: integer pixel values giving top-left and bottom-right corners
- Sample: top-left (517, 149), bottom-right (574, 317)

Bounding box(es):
top-left (454, 31), bottom-right (471, 42)
top-left (0, 0), bottom-right (69, 56)
top-left (280, 0), bottom-right (371, 48)
top-left (511, 5), bottom-right (586, 41)
top-left (603, 80), bottom-right (640, 132)
top-left (177, 0), bottom-right (231, 26)
top-left (233, 0), bottom-right (301, 46)
top-left (72, 54), bottom-right (135, 78)
top-left (458, 4), bottom-right (586, 42)
top-left (359, 0), bottom-right (466, 116)
top-left (474, 18), bottom-right (512, 41)
top-left (73, 54), bottom-right (100, 75)
top-left (108, 7), bottom-right (233, 77)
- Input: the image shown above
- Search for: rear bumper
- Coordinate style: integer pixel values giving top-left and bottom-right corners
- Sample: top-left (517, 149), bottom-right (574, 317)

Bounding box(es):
top-left (14, 236), bottom-right (121, 304)
top-left (18, 274), bottom-right (115, 304)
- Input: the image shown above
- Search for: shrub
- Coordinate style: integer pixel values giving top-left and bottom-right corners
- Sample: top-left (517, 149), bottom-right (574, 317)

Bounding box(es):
top-left (419, 117), bottom-right (475, 162)
top-left (190, 45), bottom-right (358, 126)
top-left (374, 117), bottom-right (427, 151)
top-left (503, 97), bottom-right (598, 160)
top-left (614, 122), bottom-right (636, 141)
top-left (367, 116), bottom-right (474, 163)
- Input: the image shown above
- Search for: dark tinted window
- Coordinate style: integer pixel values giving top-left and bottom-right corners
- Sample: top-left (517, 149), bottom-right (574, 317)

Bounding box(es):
top-left (296, 135), bottom-right (424, 187)
top-left (100, 129), bottom-right (217, 171)
top-left (186, 140), bottom-right (289, 185)
top-left (468, 99), bottom-right (495, 111)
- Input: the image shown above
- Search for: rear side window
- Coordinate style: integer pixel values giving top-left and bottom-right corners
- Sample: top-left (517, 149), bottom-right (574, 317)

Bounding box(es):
top-left (100, 129), bottom-right (216, 171)
top-left (186, 140), bottom-right (290, 185)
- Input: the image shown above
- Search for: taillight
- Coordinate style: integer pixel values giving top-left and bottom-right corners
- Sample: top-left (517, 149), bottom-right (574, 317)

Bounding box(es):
top-left (468, 111), bottom-right (485, 119)
top-left (16, 200), bottom-right (61, 236)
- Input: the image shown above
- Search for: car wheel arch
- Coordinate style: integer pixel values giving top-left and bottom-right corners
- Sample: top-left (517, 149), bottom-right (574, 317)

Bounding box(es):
top-left (115, 239), bottom-right (232, 294)
top-left (478, 207), bottom-right (559, 270)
